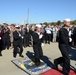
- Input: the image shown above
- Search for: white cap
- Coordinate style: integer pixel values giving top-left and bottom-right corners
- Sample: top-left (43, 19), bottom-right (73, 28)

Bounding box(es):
top-left (64, 18), bottom-right (71, 22)
top-left (36, 24), bottom-right (42, 28)
top-left (15, 25), bottom-right (19, 27)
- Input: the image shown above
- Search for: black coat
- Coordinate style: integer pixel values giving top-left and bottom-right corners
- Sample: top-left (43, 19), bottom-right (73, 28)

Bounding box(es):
top-left (32, 32), bottom-right (42, 46)
top-left (13, 31), bottom-right (22, 46)
top-left (58, 28), bottom-right (69, 45)
top-left (24, 28), bottom-right (33, 35)
top-left (3, 28), bottom-right (10, 39)
top-left (73, 28), bottom-right (76, 41)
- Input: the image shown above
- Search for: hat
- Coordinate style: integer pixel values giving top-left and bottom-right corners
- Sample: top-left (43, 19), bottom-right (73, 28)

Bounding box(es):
top-left (64, 18), bottom-right (71, 22)
top-left (15, 25), bottom-right (19, 27)
top-left (15, 25), bottom-right (20, 29)
top-left (36, 24), bottom-right (42, 28)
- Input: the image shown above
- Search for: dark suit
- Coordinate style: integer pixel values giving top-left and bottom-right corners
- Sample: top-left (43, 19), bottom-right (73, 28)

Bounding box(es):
top-left (24, 28), bottom-right (31, 47)
top-left (73, 28), bottom-right (76, 45)
top-left (32, 32), bottom-right (43, 64)
top-left (21, 28), bottom-right (26, 47)
top-left (54, 27), bottom-right (70, 75)
top-left (13, 31), bottom-right (23, 57)
top-left (3, 28), bottom-right (10, 49)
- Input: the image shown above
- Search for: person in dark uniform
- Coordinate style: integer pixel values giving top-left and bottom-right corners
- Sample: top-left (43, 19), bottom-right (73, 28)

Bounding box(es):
top-left (3, 23), bottom-right (10, 50)
top-left (32, 24), bottom-right (43, 66)
top-left (73, 27), bottom-right (76, 46)
top-left (54, 19), bottom-right (71, 75)
top-left (20, 25), bottom-right (25, 47)
top-left (0, 26), bottom-right (4, 56)
top-left (13, 26), bottom-right (24, 58)
top-left (24, 24), bottom-right (32, 47)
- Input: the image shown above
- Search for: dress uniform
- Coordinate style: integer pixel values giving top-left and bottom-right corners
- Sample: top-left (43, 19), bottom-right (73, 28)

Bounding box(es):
top-left (32, 24), bottom-right (43, 66)
top-left (54, 19), bottom-right (71, 75)
top-left (13, 27), bottom-right (24, 58)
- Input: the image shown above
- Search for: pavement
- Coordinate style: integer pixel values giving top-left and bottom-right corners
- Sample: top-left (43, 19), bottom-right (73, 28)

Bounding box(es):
top-left (0, 43), bottom-right (76, 75)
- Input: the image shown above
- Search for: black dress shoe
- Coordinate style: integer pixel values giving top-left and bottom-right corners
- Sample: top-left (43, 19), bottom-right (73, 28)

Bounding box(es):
top-left (48, 42), bottom-right (50, 44)
top-left (24, 46), bottom-right (26, 48)
top-left (13, 56), bottom-right (16, 58)
top-left (35, 62), bottom-right (40, 66)
top-left (54, 60), bottom-right (58, 70)
top-left (64, 73), bottom-right (69, 75)
top-left (0, 53), bottom-right (2, 56)
top-left (7, 47), bottom-right (9, 50)
top-left (19, 55), bottom-right (24, 58)
top-left (13, 54), bottom-right (16, 58)
top-left (35, 59), bottom-right (41, 66)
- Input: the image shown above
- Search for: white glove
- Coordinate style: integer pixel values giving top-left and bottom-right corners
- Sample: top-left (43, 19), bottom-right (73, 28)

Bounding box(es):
top-left (22, 36), bottom-right (24, 39)
top-left (69, 31), bottom-right (72, 36)
top-left (39, 34), bottom-right (43, 39)
top-left (19, 34), bottom-right (21, 37)
top-left (0, 37), bottom-right (1, 40)
top-left (69, 38), bottom-right (72, 42)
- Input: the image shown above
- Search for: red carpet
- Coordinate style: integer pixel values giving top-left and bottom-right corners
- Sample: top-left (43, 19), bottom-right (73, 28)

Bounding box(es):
top-left (41, 69), bottom-right (76, 75)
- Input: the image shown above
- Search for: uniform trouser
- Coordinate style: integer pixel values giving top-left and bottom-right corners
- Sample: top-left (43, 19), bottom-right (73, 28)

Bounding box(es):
top-left (22, 37), bottom-right (26, 47)
top-left (45, 34), bottom-right (51, 43)
top-left (25, 34), bottom-right (31, 46)
top-left (74, 40), bottom-right (76, 46)
top-left (13, 45), bottom-right (23, 56)
top-left (41, 35), bottom-right (45, 43)
top-left (0, 49), bottom-right (2, 54)
top-left (4, 38), bottom-right (10, 49)
top-left (33, 45), bottom-right (43, 62)
top-left (45, 34), bottom-right (47, 43)
top-left (0, 42), bottom-right (3, 54)
top-left (55, 44), bottom-right (70, 75)
top-left (51, 33), bottom-right (53, 42)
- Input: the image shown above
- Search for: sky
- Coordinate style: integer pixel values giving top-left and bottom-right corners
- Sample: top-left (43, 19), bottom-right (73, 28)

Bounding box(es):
top-left (0, 0), bottom-right (76, 24)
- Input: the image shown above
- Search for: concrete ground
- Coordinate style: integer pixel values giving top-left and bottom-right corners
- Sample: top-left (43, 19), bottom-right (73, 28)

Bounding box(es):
top-left (0, 43), bottom-right (76, 75)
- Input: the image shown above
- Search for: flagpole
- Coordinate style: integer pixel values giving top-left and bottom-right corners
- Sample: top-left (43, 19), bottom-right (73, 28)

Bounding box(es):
top-left (27, 8), bottom-right (29, 24)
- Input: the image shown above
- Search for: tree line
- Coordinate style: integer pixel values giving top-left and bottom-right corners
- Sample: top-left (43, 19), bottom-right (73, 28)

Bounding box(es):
top-left (43, 20), bottom-right (76, 26)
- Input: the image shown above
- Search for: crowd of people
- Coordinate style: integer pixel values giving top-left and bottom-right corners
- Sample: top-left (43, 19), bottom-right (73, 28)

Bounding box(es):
top-left (0, 19), bottom-right (76, 75)
top-left (0, 22), bottom-right (76, 57)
